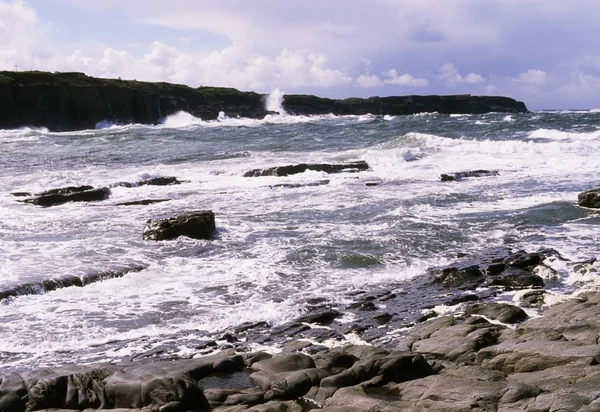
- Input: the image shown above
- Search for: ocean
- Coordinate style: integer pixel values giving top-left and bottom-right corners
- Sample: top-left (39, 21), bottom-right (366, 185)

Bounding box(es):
top-left (1, 103), bottom-right (599, 370)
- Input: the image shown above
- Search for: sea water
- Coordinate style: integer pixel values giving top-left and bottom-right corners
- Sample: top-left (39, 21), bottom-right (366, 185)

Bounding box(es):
top-left (0, 108), bottom-right (599, 369)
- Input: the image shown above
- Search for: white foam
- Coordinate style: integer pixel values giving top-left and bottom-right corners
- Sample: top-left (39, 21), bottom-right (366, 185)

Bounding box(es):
top-left (265, 88), bottom-right (287, 115)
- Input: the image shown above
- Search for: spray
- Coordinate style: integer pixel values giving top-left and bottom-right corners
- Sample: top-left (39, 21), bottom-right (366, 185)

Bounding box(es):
top-left (265, 88), bottom-right (287, 115)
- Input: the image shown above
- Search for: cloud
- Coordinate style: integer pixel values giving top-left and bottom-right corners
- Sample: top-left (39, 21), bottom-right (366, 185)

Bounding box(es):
top-left (439, 63), bottom-right (485, 85)
top-left (383, 69), bottom-right (429, 87)
top-left (514, 69), bottom-right (549, 86)
top-left (357, 69), bottom-right (428, 88)
top-left (6, 0), bottom-right (600, 107)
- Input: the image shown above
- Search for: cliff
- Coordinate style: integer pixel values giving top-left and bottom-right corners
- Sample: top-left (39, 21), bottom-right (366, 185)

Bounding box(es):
top-left (0, 71), bottom-right (528, 131)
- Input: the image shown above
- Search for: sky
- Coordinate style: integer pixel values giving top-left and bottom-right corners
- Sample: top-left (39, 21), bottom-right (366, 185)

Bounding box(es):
top-left (1, 0), bottom-right (600, 109)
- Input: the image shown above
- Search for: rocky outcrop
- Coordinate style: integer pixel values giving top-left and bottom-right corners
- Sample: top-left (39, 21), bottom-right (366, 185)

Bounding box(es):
top-left (143, 211), bottom-right (216, 241)
top-left (578, 188), bottom-right (600, 208)
top-left (23, 186), bottom-right (111, 207)
top-left (4, 293), bottom-right (600, 411)
top-left (440, 170), bottom-right (500, 181)
top-left (0, 71), bottom-right (528, 131)
top-left (429, 249), bottom-right (555, 291)
top-left (244, 161), bottom-right (369, 177)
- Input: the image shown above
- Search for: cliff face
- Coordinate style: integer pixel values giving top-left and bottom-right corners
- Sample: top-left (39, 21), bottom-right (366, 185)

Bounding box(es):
top-left (0, 71), bottom-right (528, 131)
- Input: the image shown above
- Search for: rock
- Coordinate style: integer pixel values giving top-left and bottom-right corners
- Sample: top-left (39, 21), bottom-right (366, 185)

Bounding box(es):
top-left (244, 161), bottom-right (369, 177)
top-left (0, 266), bottom-right (146, 301)
top-left (487, 268), bottom-right (545, 289)
top-left (24, 186), bottom-right (110, 207)
top-left (296, 308), bottom-right (341, 325)
top-left (429, 265), bottom-right (484, 289)
top-left (116, 199), bottom-right (170, 206)
top-left (440, 170), bottom-right (499, 181)
top-left (143, 211), bottom-right (216, 241)
top-left (503, 251), bottom-right (543, 269)
top-left (578, 188), bottom-right (600, 208)
top-left (464, 303), bottom-right (528, 324)
top-left (115, 177), bottom-right (183, 188)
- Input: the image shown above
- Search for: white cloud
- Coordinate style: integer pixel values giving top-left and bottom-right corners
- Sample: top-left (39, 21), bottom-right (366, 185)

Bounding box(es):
top-left (357, 69), bottom-right (428, 88)
top-left (382, 69), bottom-right (429, 87)
top-left (514, 69), bottom-right (548, 86)
top-left (357, 74), bottom-right (383, 88)
top-left (439, 63), bottom-right (485, 85)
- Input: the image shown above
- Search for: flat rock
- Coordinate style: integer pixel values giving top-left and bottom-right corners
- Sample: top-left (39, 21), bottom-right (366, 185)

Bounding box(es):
top-left (244, 161), bottom-right (369, 177)
top-left (440, 170), bottom-right (499, 181)
top-left (24, 187), bottom-right (110, 207)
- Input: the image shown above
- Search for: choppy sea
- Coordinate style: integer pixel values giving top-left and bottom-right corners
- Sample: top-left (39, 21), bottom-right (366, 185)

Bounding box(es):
top-left (1, 104), bottom-right (599, 370)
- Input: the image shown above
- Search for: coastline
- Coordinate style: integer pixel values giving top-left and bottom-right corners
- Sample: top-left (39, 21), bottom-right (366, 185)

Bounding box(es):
top-left (2, 290), bottom-right (599, 411)
top-left (0, 71), bottom-right (527, 132)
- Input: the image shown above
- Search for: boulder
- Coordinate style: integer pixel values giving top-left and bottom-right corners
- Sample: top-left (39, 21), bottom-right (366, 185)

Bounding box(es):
top-left (24, 186), bottom-right (110, 207)
top-left (143, 211), bottom-right (216, 241)
top-left (244, 161), bottom-right (369, 177)
top-left (578, 188), bottom-right (600, 208)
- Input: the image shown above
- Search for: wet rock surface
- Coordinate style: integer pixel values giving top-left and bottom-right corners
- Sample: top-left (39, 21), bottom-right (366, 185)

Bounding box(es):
top-left (23, 186), bottom-right (111, 207)
top-left (4, 292), bottom-right (600, 411)
top-left (243, 161), bottom-right (369, 177)
top-left (578, 187), bottom-right (600, 208)
top-left (440, 169), bottom-right (500, 181)
top-left (143, 211), bottom-right (216, 241)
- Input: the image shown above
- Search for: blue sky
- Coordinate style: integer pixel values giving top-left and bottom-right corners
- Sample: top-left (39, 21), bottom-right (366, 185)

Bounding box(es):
top-left (2, 0), bottom-right (600, 109)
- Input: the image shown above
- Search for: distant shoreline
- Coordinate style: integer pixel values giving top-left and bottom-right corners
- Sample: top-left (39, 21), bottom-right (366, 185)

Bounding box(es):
top-left (0, 70), bottom-right (528, 132)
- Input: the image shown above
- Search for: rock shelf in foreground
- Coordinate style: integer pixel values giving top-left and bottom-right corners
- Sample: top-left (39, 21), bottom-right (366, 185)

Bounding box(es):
top-left (0, 71), bottom-right (528, 131)
top-left (3, 292), bottom-right (600, 411)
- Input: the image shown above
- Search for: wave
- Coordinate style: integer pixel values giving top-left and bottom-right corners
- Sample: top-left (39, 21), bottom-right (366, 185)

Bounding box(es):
top-left (528, 128), bottom-right (600, 141)
top-left (0, 266), bottom-right (146, 302)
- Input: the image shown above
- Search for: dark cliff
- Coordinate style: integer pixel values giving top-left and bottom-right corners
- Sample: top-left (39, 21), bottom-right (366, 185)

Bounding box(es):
top-left (0, 71), bottom-right (528, 131)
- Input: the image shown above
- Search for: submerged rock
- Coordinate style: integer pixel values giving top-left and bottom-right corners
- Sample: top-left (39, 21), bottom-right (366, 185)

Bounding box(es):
top-left (23, 186), bottom-right (110, 207)
top-left (578, 188), bottom-right (600, 208)
top-left (440, 170), bottom-right (499, 181)
top-left (244, 161), bottom-right (369, 177)
top-left (143, 210), bottom-right (216, 241)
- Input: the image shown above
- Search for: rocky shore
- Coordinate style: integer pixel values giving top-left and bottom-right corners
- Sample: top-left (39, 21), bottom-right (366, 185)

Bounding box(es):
top-left (4, 169), bottom-right (600, 410)
top-left (2, 291), bottom-right (600, 411)
top-left (0, 71), bottom-right (528, 131)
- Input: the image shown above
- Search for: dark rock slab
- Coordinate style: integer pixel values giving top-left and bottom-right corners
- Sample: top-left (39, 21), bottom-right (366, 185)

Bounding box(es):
top-left (244, 161), bottom-right (369, 177)
top-left (143, 210), bottom-right (216, 241)
top-left (114, 176), bottom-right (184, 188)
top-left (440, 170), bottom-right (499, 181)
top-left (24, 187), bottom-right (110, 207)
top-left (115, 199), bottom-right (170, 206)
top-left (0, 266), bottom-right (146, 301)
top-left (578, 188), bottom-right (600, 208)
top-left (296, 308), bottom-right (342, 325)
